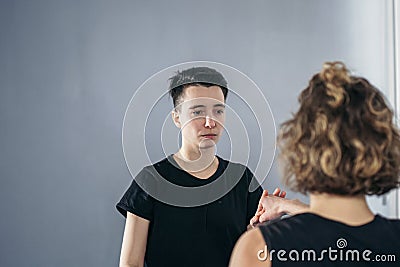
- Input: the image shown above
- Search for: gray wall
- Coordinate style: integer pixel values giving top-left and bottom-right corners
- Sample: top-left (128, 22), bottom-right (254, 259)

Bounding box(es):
top-left (0, 0), bottom-right (397, 266)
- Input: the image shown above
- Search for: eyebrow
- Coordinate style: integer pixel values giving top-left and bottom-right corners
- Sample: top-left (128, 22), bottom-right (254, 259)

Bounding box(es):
top-left (188, 104), bottom-right (226, 109)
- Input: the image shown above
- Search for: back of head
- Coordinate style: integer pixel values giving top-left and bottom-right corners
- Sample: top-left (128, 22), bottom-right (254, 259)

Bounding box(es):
top-left (279, 61), bottom-right (400, 196)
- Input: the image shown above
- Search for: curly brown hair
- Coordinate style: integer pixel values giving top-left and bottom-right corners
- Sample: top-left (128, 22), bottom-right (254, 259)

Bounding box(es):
top-left (279, 62), bottom-right (400, 195)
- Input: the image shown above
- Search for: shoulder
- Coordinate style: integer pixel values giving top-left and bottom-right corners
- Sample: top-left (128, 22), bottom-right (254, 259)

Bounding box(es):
top-left (139, 157), bottom-right (172, 179)
top-left (259, 213), bottom-right (320, 232)
top-left (217, 156), bottom-right (247, 169)
top-left (217, 156), bottom-right (262, 195)
top-left (217, 156), bottom-right (255, 181)
top-left (374, 214), bottom-right (400, 231)
top-left (372, 215), bottom-right (400, 247)
top-left (230, 228), bottom-right (271, 267)
top-left (376, 214), bottom-right (400, 224)
top-left (152, 156), bottom-right (171, 168)
top-left (142, 157), bottom-right (171, 171)
top-left (258, 213), bottom-right (321, 245)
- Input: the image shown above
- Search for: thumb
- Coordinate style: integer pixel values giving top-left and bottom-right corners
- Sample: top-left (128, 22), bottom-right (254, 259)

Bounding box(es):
top-left (259, 212), bottom-right (269, 223)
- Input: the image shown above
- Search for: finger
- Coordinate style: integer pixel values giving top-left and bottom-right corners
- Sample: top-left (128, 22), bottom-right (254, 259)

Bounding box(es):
top-left (250, 216), bottom-right (259, 226)
top-left (280, 191), bottom-right (287, 198)
top-left (272, 187), bottom-right (280, 196)
top-left (261, 190), bottom-right (269, 198)
top-left (259, 213), bottom-right (268, 223)
top-left (256, 202), bottom-right (263, 212)
top-left (255, 208), bottom-right (265, 216)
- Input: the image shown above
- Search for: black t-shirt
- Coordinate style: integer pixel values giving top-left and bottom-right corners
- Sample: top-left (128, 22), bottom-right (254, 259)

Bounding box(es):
top-left (117, 155), bottom-right (263, 267)
top-left (258, 212), bottom-right (400, 266)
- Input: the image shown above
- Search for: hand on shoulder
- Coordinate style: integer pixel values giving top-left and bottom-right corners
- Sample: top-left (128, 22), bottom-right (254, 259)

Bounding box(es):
top-left (250, 188), bottom-right (309, 226)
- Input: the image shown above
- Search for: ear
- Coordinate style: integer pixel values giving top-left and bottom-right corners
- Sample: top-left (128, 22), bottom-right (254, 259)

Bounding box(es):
top-left (171, 109), bottom-right (181, 128)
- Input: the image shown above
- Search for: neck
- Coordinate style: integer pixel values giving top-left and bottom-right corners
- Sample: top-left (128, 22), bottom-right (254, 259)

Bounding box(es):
top-left (309, 193), bottom-right (374, 226)
top-left (178, 145), bottom-right (215, 161)
top-left (174, 146), bottom-right (216, 174)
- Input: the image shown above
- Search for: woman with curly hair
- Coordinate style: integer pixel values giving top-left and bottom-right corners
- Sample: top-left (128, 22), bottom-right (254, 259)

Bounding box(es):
top-left (230, 62), bottom-right (400, 267)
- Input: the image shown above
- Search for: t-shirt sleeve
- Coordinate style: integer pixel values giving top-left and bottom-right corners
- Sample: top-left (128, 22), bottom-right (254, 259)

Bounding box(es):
top-left (245, 168), bottom-right (263, 223)
top-left (116, 170), bottom-right (154, 221)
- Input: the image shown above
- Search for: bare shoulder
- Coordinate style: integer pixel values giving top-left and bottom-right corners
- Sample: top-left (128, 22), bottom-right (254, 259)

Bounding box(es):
top-left (229, 228), bottom-right (271, 267)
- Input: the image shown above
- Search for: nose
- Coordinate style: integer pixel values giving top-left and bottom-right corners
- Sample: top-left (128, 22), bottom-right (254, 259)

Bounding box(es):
top-left (204, 116), bottom-right (216, 128)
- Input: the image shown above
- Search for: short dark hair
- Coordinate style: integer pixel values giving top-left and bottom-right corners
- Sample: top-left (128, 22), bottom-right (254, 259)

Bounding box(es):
top-left (279, 61), bottom-right (400, 196)
top-left (168, 67), bottom-right (228, 108)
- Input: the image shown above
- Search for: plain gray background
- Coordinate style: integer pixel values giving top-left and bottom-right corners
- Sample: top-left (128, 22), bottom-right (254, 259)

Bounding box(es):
top-left (1, 0), bottom-right (398, 266)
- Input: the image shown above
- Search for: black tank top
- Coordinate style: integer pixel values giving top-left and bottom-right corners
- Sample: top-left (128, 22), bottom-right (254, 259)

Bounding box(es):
top-left (258, 213), bottom-right (400, 266)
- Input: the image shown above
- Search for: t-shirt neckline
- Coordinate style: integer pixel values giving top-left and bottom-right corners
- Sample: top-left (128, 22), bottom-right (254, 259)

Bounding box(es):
top-left (167, 154), bottom-right (223, 182)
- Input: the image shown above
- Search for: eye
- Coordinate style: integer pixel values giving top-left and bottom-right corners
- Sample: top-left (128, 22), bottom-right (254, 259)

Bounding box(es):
top-left (192, 110), bottom-right (204, 116)
top-left (215, 109), bottom-right (225, 115)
